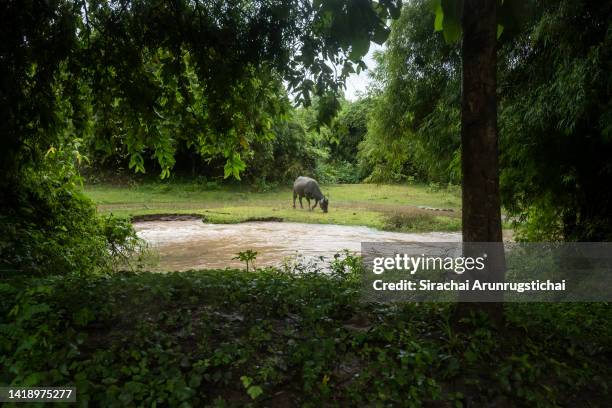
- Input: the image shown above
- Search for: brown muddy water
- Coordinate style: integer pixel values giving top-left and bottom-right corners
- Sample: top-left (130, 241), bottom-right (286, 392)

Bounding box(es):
top-left (134, 220), bottom-right (461, 271)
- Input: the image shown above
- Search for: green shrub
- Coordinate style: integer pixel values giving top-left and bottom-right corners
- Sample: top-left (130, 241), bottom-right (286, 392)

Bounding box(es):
top-left (244, 119), bottom-right (322, 184)
top-left (0, 149), bottom-right (143, 277)
top-left (315, 160), bottom-right (361, 184)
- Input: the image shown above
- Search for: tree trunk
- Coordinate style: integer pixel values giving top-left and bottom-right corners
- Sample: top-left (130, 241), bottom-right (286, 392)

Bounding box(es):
top-left (456, 0), bottom-right (505, 325)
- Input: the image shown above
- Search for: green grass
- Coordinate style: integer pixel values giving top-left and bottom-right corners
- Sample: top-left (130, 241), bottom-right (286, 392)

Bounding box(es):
top-left (83, 181), bottom-right (463, 232)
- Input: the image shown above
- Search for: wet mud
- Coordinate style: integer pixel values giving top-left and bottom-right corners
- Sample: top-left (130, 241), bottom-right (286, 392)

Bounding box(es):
top-left (134, 220), bottom-right (461, 271)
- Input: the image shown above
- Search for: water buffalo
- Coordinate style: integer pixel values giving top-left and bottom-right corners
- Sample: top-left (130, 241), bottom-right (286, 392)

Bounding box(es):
top-left (293, 176), bottom-right (329, 213)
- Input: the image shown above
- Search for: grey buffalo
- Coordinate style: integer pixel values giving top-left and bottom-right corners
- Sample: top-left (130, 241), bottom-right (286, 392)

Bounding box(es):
top-left (292, 176), bottom-right (329, 213)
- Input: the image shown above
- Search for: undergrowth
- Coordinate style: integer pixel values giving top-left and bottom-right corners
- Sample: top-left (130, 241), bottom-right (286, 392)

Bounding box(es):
top-left (1, 255), bottom-right (610, 407)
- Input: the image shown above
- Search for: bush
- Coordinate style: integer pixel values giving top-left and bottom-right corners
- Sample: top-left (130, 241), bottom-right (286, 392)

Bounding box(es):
top-left (0, 150), bottom-right (143, 277)
top-left (315, 160), bottom-right (361, 184)
top-left (244, 120), bottom-right (323, 184)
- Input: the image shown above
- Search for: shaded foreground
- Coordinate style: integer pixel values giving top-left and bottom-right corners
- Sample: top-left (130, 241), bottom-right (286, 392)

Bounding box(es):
top-left (1, 266), bottom-right (610, 407)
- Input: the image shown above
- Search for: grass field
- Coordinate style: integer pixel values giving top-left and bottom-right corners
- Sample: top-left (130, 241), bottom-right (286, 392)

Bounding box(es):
top-left (83, 181), bottom-right (463, 232)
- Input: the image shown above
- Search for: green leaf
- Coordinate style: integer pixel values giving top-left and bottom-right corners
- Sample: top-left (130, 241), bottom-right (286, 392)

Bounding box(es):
top-left (431, 0), bottom-right (463, 43)
top-left (432, 0), bottom-right (443, 32)
top-left (246, 385), bottom-right (263, 400)
top-left (23, 372), bottom-right (44, 386)
top-left (223, 153), bottom-right (246, 180)
top-left (442, 19), bottom-right (461, 43)
top-left (73, 307), bottom-right (95, 326)
top-left (240, 375), bottom-right (252, 388)
top-left (372, 24), bottom-right (391, 45)
top-left (497, 24), bottom-right (504, 39)
top-left (189, 374), bottom-right (202, 388)
top-left (349, 33), bottom-right (370, 62)
top-left (128, 153), bottom-right (145, 174)
top-left (441, 0), bottom-right (463, 43)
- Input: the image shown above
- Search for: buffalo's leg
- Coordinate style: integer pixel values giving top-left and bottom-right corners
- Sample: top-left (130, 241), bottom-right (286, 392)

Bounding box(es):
top-left (306, 197), bottom-right (311, 210)
top-left (299, 196), bottom-right (303, 208)
top-left (311, 200), bottom-right (318, 210)
top-left (293, 191), bottom-right (297, 208)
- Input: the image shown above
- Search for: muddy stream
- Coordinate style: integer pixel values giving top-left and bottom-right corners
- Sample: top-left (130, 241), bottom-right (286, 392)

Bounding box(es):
top-left (134, 220), bottom-right (461, 271)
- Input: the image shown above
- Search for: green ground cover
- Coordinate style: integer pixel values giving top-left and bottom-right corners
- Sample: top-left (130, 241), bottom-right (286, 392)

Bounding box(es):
top-left (83, 181), bottom-right (463, 232)
top-left (1, 260), bottom-right (610, 407)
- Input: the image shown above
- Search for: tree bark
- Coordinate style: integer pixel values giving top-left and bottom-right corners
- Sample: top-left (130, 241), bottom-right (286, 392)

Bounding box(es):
top-left (456, 0), bottom-right (505, 325)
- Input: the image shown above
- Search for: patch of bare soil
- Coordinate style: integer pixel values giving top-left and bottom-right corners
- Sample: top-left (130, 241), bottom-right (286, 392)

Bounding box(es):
top-left (243, 216), bottom-right (284, 222)
top-left (131, 213), bottom-right (206, 222)
top-left (99, 203), bottom-right (214, 211)
top-left (335, 201), bottom-right (462, 218)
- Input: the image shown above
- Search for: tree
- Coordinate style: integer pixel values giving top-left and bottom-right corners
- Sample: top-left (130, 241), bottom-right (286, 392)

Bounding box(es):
top-left (0, 0), bottom-right (402, 182)
top-left (459, 0), bottom-right (502, 244)
top-left (0, 0), bottom-right (403, 275)
top-left (360, 0), bottom-right (461, 184)
top-left (433, 0), bottom-right (520, 322)
top-left (458, 0), bottom-right (505, 320)
top-left (328, 98), bottom-right (372, 165)
top-left (499, 0), bottom-right (612, 242)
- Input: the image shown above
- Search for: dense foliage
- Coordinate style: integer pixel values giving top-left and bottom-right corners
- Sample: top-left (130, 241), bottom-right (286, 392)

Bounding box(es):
top-left (359, 0), bottom-right (461, 184)
top-left (1, 0), bottom-right (400, 181)
top-left (319, 98), bottom-right (372, 183)
top-left (0, 141), bottom-right (142, 277)
top-left (243, 116), bottom-right (320, 187)
top-left (1, 262), bottom-right (610, 406)
top-left (0, 0), bottom-right (399, 275)
top-left (361, 0), bottom-right (612, 240)
top-left (499, 0), bottom-right (612, 241)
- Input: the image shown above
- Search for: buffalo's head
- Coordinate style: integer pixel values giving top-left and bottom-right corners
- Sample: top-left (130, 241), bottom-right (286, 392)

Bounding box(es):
top-left (320, 197), bottom-right (329, 213)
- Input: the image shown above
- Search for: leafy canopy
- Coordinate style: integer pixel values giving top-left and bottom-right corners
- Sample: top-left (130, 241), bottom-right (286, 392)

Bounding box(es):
top-left (1, 0), bottom-right (402, 180)
top-left (431, 0), bottom-right (528, 43)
